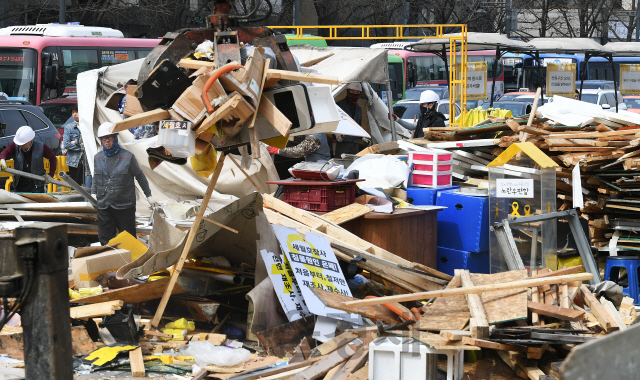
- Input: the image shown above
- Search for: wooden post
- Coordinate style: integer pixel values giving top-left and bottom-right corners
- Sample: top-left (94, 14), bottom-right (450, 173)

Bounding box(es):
top-left (249, 58), bottom-right (271, 159)
top-left (458, 270), bottom-right (489, 339)
top-left (151, 153), bottom-right (226, 327)
top-left (527, 87), bottom-right (541, 127)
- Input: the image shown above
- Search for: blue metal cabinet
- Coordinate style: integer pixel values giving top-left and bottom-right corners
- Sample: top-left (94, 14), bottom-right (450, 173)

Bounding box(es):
top-left (437, 246), bottom-right (490, 276)
top-left (436, 191), bottom-right (489, 252)
top-left (406, 186), bottom-right (460, 206)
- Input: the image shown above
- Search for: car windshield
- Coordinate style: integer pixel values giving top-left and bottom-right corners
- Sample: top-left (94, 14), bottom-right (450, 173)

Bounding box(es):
top-left (393, 102), bottom-right (421, 120)
top-left (0, 48), bottom-right (37, 105)
top-left (405, 87), bottom-right (447, 101)
top-left (499, 94), bottom-right (522, 101)
top-left (40, 102), bottom-right (75, 128)
top-left (483, 102), bottom-right (526, 116)
top-left (579, 94), bottom-right (599, 104)
top-left (625, 98), bottom-right (640, 108)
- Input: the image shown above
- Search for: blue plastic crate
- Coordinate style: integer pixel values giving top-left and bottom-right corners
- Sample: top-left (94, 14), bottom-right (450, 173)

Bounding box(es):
top-left (437, 246), bottom-right (490, 276)
top-left (406, 185), bottom-right (460, 206)
top-left (436, 191), bottom-right (489, 252)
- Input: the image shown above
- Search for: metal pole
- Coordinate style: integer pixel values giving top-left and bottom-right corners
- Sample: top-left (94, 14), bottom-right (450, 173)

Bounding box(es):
top-left (2, 167), bottom-right (68, 188)
top-left (490, 49), bottom-right (500, 107)
top-left (636, 0), bottom-right (640, 41)
top-left (59, 171), bottom-right (98, 208)
top-left (18, 224), bottom-right (73, 379)
top-left (610, 54), bottom-right (619, 112)
top-left (579, 53), bottom-right (590, 100)
top-left (294, 0), bottom-right (300, 26)
top-left (505, 0), bottom-right (512, 38)
top-left (59, 0), bottom-right (65, 24)
top-left (386, 80), bottom-right (397, 141)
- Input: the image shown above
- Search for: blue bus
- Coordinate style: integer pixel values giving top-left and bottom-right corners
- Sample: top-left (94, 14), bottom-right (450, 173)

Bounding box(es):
top-left (503, 53), bottom-right (583, 92)
top-left (585, 56), bottom-right (640, 81)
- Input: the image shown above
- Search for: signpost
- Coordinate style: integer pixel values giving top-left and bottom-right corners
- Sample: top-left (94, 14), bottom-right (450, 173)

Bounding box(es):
top-left (620, 64), bottom-right (640, 95)
top-left (546, 63), bottom-right (576, 97)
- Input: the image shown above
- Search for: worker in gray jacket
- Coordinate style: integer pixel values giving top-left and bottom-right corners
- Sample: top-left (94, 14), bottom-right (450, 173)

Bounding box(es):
top-left (92, 122), bottom-right (158, 245)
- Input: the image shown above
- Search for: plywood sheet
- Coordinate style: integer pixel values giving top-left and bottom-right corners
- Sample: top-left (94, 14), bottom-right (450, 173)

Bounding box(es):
top-left (389, 330), bottom-right (480, 351)
top-left (321, 203), bottom-right (373, 225)
top-left (417, 275), bottom-right (470, 331)
top-left (312, 288), bottom-right (402, 324)
top-left (69, 278), bottom-right (186, 304)
top-left (0, 189), bottom-right (34, 204)
top-left (417, 270), bottom-right (528, 331)
top-left (17, 193), bottom-right (61, 203)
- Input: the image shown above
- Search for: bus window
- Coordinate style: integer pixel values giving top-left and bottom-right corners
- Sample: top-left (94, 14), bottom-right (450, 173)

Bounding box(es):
top-left (408, 56), bottom-right (446, 82)
top-left (62, 49), bottom-right (99, 87)
top-left (388, 61), bottom-right (404, 101)
top-left (0, 48), bottom-right (37, 104)
top-left (468, 55), bottom-right (503, 79)
top-left (137, 50), bottom-right (152, 59)
top-left (100, 49), bottom-right (135, 66)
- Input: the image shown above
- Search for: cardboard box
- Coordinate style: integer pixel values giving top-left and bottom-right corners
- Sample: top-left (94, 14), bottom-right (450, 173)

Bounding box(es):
top-left (218, 47), bottom-right (265, 107)
top-left (124, 86), bottom-right (144, 117)
top-left (71, 249), bottom-right (132, 288)
top-left (172, 73), bottom-right (226, 124)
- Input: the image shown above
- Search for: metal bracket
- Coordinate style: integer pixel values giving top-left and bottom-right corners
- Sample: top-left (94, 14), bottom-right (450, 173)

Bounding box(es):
top-left (492, 209), bottom-right (601, 284)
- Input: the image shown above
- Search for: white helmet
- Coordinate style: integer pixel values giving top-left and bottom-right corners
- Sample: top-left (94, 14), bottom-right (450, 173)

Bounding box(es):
top-left (14, 126), bottom-right (35, 145)
top-left (419, 90), bottom-right (440, 104)
top-left (346, 82), bottom-right (362, 92)
top-left (97, 122), bottom-right (117, 138)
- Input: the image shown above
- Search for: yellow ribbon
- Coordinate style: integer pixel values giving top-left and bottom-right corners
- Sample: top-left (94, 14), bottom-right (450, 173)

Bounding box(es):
top-left (495, 202), bottom-right (499, 218)
top-left (524, 205), bottom-right (531, 217)
top-left (511, 202), bottom-right (520, 217)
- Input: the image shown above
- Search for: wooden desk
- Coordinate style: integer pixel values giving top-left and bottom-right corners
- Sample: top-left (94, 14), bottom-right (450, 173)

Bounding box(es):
top-left (341, 208), bottom-right (438, 268)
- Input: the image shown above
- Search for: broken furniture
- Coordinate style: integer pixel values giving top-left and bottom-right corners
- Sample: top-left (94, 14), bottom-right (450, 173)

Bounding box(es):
top-left (603, 256), bottom-right (640, 304)
top-left (492, 209), bottom-right (601, 284)
top-left (488, 142), bottom-right (559, 274)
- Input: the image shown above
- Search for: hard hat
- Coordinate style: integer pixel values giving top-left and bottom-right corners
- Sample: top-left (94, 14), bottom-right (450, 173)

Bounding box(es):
top-left (14, 126), bottom-right (35, 145)
top-left (419, 90), bottom-right (440, 104)
top-left (346, 82), bottom-right (362, 92)
top-left (97, 122), bottom-right (117, 138)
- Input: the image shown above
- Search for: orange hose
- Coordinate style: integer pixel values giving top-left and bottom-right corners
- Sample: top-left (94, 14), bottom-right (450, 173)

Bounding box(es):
top-left (410, 307), bottom-right (422, 321)
top-left (365, 296), bottom-right (415, 321)
top-left (202, 63), bottom-right (243, 113)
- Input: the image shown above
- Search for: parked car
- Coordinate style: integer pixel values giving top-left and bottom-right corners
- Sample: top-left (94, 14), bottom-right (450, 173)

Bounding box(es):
top-left (404, 86), bottom-right (449, 101)
top-left (576, 80), bottom-right (616, 90)
top-left (459, 99), bottom-right (486, 110)
top-left (393, 99), bottom-right (461, 127)
top-left (511, 94), bottom-right (548, 107)
top-left (40, 96), bottom-right (77, 141)
top-left (578, 89), bottom-right (627, 112)
top-left (0, 101), bottom-right (61, 155)
top-left (498, 91), bottom-right (536, 101)
top-left (623, 95), bottom-right (640, 114)
top-left (482, 101), bottom-right (534, 117)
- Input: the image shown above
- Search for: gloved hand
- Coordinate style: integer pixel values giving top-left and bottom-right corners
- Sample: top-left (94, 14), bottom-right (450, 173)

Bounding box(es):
top-left (0, 159), bottom-right (6, 170)
top-left (266, 146), bottom-right (279, 155)
top-left (147, 196), bottom-right (159, 207)
top-left (388, 114), bottom-right (398, 121)
top-left (362, 137), bottom-right (372, 146)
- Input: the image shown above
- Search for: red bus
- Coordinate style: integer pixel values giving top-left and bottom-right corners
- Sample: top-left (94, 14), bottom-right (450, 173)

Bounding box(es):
top-left (0, 24), bottom-right (159, 105)
top-left (371, 42), bottom-right (505, 101)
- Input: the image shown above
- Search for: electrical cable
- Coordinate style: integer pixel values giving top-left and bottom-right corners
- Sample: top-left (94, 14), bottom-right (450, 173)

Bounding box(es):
top-left (245, 0), bottom-right (272, 23)
top-left (228, 0), bottom-right (261, 19)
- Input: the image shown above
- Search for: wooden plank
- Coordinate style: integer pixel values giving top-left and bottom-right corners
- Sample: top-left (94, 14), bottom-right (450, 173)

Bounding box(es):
top-left (202, 216), bottom-right (239, 234)
top-left (300, 53), bottom-right (334, 67)
top-left (527, 301), bottom-right (584, 321)
top-left (531, 266), bottom-right (584, 279)
top-left (311, 288), bottom-right (402, 324)
top-left (549, 129), bottom-right (640, 139)
top-left (459, 270), bottom-right (489, 339)
top-left (292, 342), bottom-right (357, 380)
top-left (70, 300), bottom-right (123, 319)
top-left (461, 336), bottom-right (527, 352)
top-left (266, 69), bottom-right (341, 86)
top-left (323, 363), bottom-right (344, 380)
top-left (321, 203), bottom-right (373, 225)
top-left (309, 331), bottom-right (358, 358)
top-left (440, 330), bottom-right (470, 341)
top-left (341, 273), bottom-right (593, 308)
top-left (248, 58), bottom-right (270, 159)
top-left (600, 297), bottom-right (627, 330)
top-left (333, 348), bottom-right (368, 380)
top-left (17, 193), bottom-right (61, 203)
top-left (195, 94), bottom-right (243, 136)
top-left (389, 331), bottom-right (480, 350)
top-left (179, 59), bottom-right (214, 70)
top-left (527, 88), bottom-right (541, 127)
top-left (345, 365), bottom-right (367, 380)
top-left (129, 347), bottom-right (145, 377)
top-left (497, 350), bottom-right (528, 379)
top-left (579, 285), bottom-right (616, 333)
top-left (226, 359), bottom-right (322, 380)
top-left (151, 154), bottom-right (226, 327)
top-left (111, 109), bottom-right (170, 133)
top-left (549, 146), bottom-right (617, 152)
top-left (258, 94), bottom-right (293, 137)
top-left (70, 278), bottom-right (186, 304)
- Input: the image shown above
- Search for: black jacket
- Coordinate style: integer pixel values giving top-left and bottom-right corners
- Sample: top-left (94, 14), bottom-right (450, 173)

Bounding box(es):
top-left (397, 111), bottom-right (447, 139)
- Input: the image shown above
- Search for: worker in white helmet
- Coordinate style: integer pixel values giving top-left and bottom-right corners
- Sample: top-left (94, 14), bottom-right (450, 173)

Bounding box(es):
top-left (396, 90), bottom-right (446, 139)
top-left (0, 126), bottom-right (57, 193)
top-left (334, 82), bottom-right (364, 157)
top-left (92, 122), bottom-right (157, 245)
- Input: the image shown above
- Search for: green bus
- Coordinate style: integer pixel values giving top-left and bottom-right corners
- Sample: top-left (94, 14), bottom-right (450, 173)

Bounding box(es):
top-left (285, 34), bottom-right (328, 47)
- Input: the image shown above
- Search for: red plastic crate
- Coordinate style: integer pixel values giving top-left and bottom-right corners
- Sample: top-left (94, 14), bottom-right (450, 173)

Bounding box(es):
top-left (265, 178), bottom-right (364, 212)
top-left (411, 171), bottom-right (453, 188)
top-left (413, 163), bottom-right (453, 171)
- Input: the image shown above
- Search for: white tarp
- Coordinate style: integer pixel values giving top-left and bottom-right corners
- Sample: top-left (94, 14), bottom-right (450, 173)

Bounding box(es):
top-left (407, 32), bottom-right (534, 52)
top-left (76, 59), bottom-right (279, 211)
top-left (290, 46), bottom-right (411, 142)
top-left (528, 38), bottom-right (610, 54)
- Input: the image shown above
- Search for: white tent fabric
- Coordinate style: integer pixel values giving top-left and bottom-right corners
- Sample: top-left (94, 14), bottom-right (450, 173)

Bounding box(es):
top-left (76, 59), bottom-right (279, 211)
top-left (406, 33), bottom-right (534, 52)
top-left (528, 38), bottom-right (610, 54)
top-left (605, 42), bottom-right (640, 56)
top-left (289, 46), bottom-right (411, 142)
top-left (289, 45), bottom-right (390, 85)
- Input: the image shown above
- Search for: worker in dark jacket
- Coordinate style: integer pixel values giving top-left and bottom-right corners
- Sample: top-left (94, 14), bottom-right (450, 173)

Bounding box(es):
top-left (0, 126), bottom-right (57, 193)
top-left (396, 90), bottom-right (446, 139)
top-left (335, 82), bottom-right (363, 157)
top-left (267, 133), bottom-right (331, 163)
top-left (92, 122), bottom-right (157, 245)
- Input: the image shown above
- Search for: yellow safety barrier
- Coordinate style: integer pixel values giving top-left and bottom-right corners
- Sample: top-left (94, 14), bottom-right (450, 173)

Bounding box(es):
top-left (2, 156), bottom-right (70, 193)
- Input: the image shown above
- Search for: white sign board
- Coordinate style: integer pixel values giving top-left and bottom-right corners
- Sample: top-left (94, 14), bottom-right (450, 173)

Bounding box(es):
top-left (272, 225), bottom-right (362, 324)
top-left (496, 178), bottom-right (534, 198)
top-left (261, 249), bottom-right (311, 321)
top-left (546, 63), bottom-right (576, 97)
top-left (620, 64), bottom-right (640, 95)
top-left (458, 62), bottom-right (487, 100)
